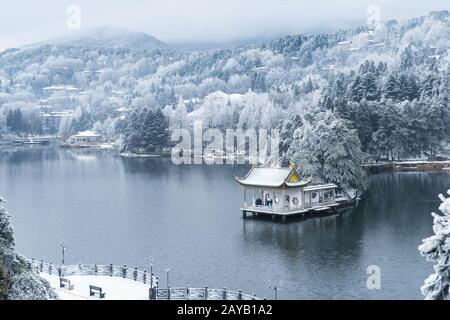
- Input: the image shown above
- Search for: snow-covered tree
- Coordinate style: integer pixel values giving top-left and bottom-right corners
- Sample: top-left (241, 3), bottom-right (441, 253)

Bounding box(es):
top-left (0, 197), bottom-right (55, 300)
top-left (418, 190), bottom-right (450, 300)
top-left (286, 110), bottom-right (368, 193)
top-left (172, 96), bottom-right (189, 130)
top-left (123, 108), bottom-right (169, 153)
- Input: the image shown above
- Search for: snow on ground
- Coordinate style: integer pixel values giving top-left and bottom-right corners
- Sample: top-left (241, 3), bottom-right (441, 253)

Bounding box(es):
top-left (41, 273), bottom-right (150, 300)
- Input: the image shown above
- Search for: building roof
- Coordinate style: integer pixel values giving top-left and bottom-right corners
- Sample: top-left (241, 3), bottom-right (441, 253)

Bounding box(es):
top-left (73, 130), bottom-right (101, 138)
top-left (303, 183), bottom-right (338, 191)
top-left (235, 166), bottom-right (311, 188)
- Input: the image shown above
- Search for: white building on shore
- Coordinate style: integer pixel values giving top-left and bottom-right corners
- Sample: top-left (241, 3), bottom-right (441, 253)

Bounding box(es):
top-left (66, 131), bottom-right (103, 148)
top-left (41, 110), bottom-right (73, 134)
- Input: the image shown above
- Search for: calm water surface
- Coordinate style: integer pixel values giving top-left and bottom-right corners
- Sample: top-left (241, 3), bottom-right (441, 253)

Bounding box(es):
top-left (0, 147), bottom-right (448, 299)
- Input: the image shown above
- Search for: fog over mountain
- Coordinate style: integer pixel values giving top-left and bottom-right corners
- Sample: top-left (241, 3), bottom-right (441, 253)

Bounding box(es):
top-left (0, 0), bottom-right (447, 50)
top-left (40, 26), bottom-right (169, 51)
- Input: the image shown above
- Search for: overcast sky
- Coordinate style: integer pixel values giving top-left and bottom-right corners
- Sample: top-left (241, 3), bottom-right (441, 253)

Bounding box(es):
top-left (0, 0), bottom-right (448, 50)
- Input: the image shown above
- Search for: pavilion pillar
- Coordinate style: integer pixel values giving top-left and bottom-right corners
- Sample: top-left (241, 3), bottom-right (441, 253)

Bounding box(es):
top-left (252, 190), bottom-right (255, 207)
top-left (272, 188), bottom-right (275, 208)
top-left (243, 188), bottom-right (247, 207)
top-left (301, 188), bottom-right (305, 209)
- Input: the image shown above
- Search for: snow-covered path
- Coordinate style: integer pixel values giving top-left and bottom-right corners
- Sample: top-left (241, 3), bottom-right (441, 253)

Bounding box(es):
top-left (41, 273), bottom-right (150, 300)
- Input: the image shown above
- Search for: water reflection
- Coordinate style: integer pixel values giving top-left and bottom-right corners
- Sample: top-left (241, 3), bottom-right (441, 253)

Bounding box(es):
top-left (0, 147), bottom-right (447, 299)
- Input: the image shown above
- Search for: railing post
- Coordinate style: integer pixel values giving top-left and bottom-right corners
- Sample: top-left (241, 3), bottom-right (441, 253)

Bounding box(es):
top-left (149, 287), bottom-right (156, 300)
top-left (167, 287), bottom-right (171, 300)
top-left (122, 265), bottom-right (126, 278)
top-left (49, 262), bottom-right (53, 275)
top-left (39, 260), bottom-right (43, 272)
top-left (205, 286), bottom-right (208, 300)
top-left (109, 264), bottom-right (113, 276)
top-left (143, 270), bottom-right (147, 284)
top-left (133, 267), bottom-right (138, 281)
top-left (94, 263), bottom-right (98, 275)
top-left (238, 290), bottom-right (242, 300)
top-left (223, 287), bottom-right (227, 300)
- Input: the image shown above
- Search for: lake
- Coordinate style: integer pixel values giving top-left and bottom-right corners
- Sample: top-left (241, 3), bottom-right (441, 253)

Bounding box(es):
top-left (0, 147), bottom-right (447, 299)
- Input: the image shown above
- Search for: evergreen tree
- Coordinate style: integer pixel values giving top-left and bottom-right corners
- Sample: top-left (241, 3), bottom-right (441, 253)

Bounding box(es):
top-left (124, 108), bottom-right (169, 153)
top-left (361, 72), bottom-right (380, 101)
top-left (124, 109), bottom-right (144, 151)
top-left (384, 74), bottom-right (400, 101)
top-left (419, 190), bottom-right (450, 300)
top-left (6, 108), bottom-right (25, 133)
top-left (5, 110), bottom-right (13, 130)
top-left (421, 74), bottom-right (439, 99)
top-left (345, 100), bottom-right (378, 152)
top-left (279, 114), bottom-right (303, 155)
top-left (303, 78), bottom-right (314, 94)
top-left (397, 74), bottom-right (410, 101)
top-left (320, 88), bottom-right (334, 110)
top-left (350, 76), bottom-right (364, 102)
top-left (369, 101), bottom-right (402, 159)
top-left (421, 100), bottom-right (445, 157)
top-left (144, 108), bottom-right (169, 152)
top-left (400, 45), bottom-right (415, 70)
top-left (70, 112), bottom-right (93, 134)
top-left (286, 110), bottom-right (368, 193)
top-left (331, 73), bottom-right (346, 98)
top-left (405, 75), bottom-right (419, 101)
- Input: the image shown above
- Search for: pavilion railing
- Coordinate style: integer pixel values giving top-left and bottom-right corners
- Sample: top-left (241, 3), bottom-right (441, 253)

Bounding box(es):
top-left (28, 258), bottom-right (262, 300)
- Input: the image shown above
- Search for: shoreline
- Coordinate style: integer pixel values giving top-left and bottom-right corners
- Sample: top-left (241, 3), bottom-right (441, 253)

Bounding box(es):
top-left (363, 160), bottom-right (450, 173)
top-left (1, 145), bottom-right (450, 172)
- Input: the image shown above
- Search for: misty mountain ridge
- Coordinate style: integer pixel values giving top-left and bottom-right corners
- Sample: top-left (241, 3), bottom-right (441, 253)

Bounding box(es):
top-left (40, 26), bottom-right (169, 51)
top-left (17, 16), bottom-right (367, 53)
top-left (169, 18), bottom-right (366, 51)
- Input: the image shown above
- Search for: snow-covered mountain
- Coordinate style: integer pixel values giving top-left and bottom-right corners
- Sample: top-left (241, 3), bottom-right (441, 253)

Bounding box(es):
top-left (42, 26), bottom-right (169, 50)
top-left (0, 10), bottom-right (449, 164)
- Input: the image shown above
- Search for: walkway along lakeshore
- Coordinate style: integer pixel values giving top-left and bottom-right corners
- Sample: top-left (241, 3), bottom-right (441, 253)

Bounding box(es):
top-left (29, 259), bottom-right (261, 300)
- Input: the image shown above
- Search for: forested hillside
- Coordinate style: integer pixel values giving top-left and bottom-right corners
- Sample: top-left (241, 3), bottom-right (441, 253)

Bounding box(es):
top-left (0, 10), bottom-right (449, 165)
